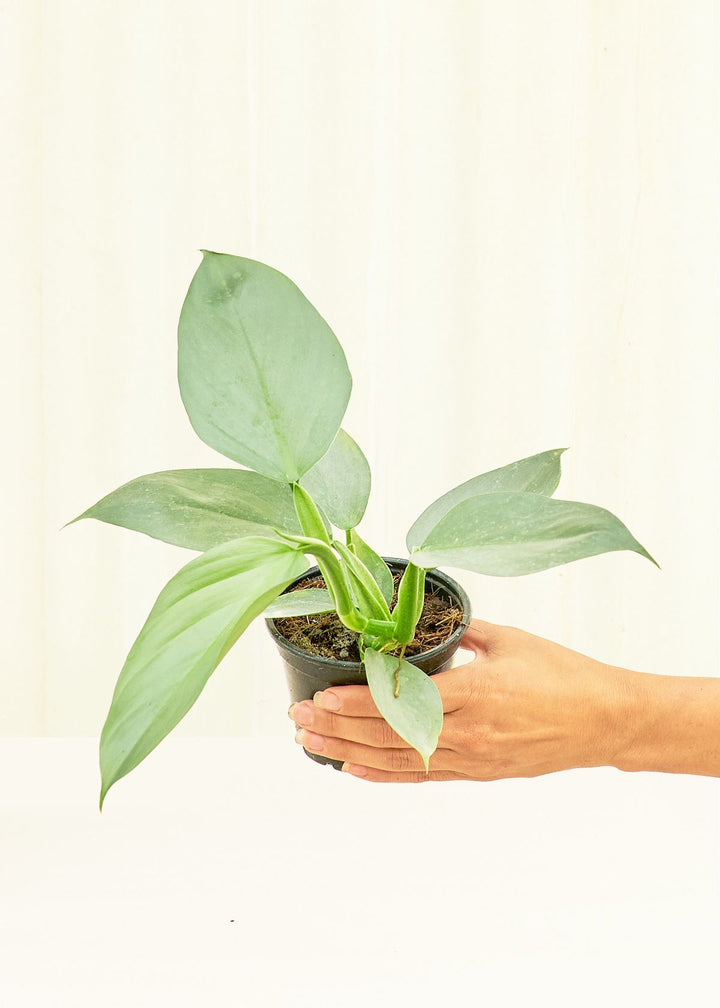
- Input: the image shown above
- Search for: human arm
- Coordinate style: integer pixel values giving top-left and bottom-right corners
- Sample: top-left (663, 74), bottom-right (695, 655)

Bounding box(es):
top-left (288, 619), bottom-right (720, 782)
top-left (616, 668), bottom-right (720, 776)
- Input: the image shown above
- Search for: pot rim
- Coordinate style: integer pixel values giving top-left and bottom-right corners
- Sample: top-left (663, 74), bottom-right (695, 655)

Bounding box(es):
top-left (265, 556), bottom-right (471, 670)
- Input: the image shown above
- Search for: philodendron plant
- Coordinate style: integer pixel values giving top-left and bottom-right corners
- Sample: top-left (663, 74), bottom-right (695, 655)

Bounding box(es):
top-left (71, 251), bottom-right (657, 808)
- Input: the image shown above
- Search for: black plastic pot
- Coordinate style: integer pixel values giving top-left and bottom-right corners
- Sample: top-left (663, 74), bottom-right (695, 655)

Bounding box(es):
top-left (265, 558), bottom-right (472, 770)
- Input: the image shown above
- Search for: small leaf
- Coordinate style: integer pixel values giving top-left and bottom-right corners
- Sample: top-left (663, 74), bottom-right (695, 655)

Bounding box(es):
top-left (264, 588), bottom-right (334, 618)
top-left (300, 429), bottom-right (371, 530)
top-left (99, 536), bottom-right (308, 808)
top-left (363, 648), bottom-right (443, 770)
top-left (348, 529), bottom-right (394, 604)
top-left (292, 483), bottom-right (331, 544)
top-left (407, 448), bottom-right (567, 551)
top-left (70, 469), bottom-right (301, 551)
top-left (178, 252), bottom-right (351, 482)
top-left (410, 491), bottom-right (658, 576)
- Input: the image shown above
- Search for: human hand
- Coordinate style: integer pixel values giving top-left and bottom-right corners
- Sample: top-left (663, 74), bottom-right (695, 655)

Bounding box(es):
top-left (288, 619), bottom-right (638, 782)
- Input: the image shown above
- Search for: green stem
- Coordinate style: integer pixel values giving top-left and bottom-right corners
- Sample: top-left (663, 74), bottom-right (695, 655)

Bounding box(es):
top-left (281, 497), bottom-right (399, 646)
top-left (274, 530), bottom-right (390, 637)
top-left (290, 484), bottom-right (361, 623)
top-left (364, 617), bottom-right (397, 636)
top-left (394, 645), bottom-right (407, 698)
top-left (333, 540), bottom-right (392, 622)
top-left (392, 562), bottom-right (426, 645)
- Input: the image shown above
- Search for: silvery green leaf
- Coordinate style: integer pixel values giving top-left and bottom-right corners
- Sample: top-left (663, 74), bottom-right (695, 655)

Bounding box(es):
top-left (410, 491), bottom-right (658, 576)
top-left (178, 252), bottom-right (351, 482)
top-left (407, 448), bottom-right (567, 551)
top-left (348, 529), bottom-right (394, 604)
top-left (363, 648), bottom-right (443, 771)
top-left (70, 469), bottom-right (301, 551)
top-left (300, 429), bottom-right (371, 530)
top-left (264, 588), bottom-right (334, 618)
top-left (99, 536), bottom-right (308, 808)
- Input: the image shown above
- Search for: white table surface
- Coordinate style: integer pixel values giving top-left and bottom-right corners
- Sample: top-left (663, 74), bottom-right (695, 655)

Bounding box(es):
top-left (1, 738), bottom-right (718, 1007)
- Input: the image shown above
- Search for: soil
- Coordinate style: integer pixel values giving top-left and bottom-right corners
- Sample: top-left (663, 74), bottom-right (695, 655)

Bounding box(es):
top-left (273, 572), bottom-right (464, 662)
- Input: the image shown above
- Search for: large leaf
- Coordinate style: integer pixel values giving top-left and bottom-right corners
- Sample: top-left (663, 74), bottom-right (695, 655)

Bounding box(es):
top-left (409, 491), bottom-right (657, 576)
top-left (300, 429), bottom-right (371, 530)
top-left (348, 529), bottom-right (394, 605)
top-left (407, 448), bottom-right (567, 550)
top-left (99, 536), bottom-right (308, 808)
top-left (178, 251), bottom-right (352, 483)
top-left (264, 588), bottom-right (334, 618)
top-left (363, 648), bottom-right (443, 771)
top-left (70, 469), bottom-right (301, 551)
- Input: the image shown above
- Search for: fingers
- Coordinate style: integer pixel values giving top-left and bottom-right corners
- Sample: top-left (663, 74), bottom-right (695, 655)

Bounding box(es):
top-left (309, 685), bottom-right (381, 718)
top-left (309, 673), bottom-right (463, 720)
top-left (341, 764), bottom-right (470, 783)
top-left (294, 726), bottom-right (457, 774)
top-left (289, 702), bottom-right (412, 748)
top-left (286, 632), bottom-right (491, 778)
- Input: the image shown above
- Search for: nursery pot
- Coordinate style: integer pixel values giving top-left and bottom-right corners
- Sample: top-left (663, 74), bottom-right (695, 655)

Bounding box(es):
top-left (266, 558), bottom-right (472, 770)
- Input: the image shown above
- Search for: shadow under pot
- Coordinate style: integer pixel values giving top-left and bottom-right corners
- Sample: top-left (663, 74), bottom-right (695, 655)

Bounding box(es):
top-left (265, 557), bottom-right (472, 770)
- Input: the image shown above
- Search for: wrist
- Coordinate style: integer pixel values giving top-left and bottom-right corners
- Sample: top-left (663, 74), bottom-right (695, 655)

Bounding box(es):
top-left (609, 669), bottom-right (720, 776)
top-left (603, 666), bottom-right (654, 771)
top-left (590, 664), bottom-right (649, 770)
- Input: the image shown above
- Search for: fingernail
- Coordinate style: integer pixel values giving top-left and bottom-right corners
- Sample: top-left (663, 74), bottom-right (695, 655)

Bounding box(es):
top-left (295, 728), bottom-right (324, 752)
top-left (314, 690), bottom-right (341, 711)
top-left (341, 763), bottom-right (368, 778)
top-left (291, 703), bottom-right (313, 727)
top-left (287, 703), bottom-right (297, 719)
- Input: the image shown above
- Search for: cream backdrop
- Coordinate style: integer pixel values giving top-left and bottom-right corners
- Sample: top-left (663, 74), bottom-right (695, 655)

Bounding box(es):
top-left (3, 0), bottom-right (717, 739)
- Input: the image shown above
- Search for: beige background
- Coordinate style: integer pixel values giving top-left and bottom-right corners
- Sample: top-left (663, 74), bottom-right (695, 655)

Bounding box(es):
top-left (3, 0), bottom-right (718, 738)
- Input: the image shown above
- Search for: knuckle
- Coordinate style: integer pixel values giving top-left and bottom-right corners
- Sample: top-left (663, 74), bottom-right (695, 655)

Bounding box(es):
top-left (325, 740), bottom-right (349, 763)
top-left (388, 748), bottom-right (414, 772)
top-left (322, 711), bottom-right (339, 736)
top-left (377, 718), bottom-right (400, 748)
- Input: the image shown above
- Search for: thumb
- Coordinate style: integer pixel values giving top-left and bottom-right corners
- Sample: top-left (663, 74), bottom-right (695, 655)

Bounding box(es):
top-left (431, 619), bottom-right (502, 709)
top-left (460, 618), bottom-right (503, 656)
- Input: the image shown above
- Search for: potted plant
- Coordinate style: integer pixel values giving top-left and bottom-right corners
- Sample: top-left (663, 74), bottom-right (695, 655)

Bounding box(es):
top-left (69, 251), bottom-right (657, 808)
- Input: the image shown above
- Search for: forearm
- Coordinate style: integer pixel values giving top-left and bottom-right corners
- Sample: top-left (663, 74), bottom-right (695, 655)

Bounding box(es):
top-left (612, 669), bottom-right (720, 777)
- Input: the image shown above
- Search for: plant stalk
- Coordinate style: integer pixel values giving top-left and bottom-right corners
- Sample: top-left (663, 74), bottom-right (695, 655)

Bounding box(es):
top-left (274, 529), bottom-right (395, 639)
top-left (392, 562), bottom-right (426, 645)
